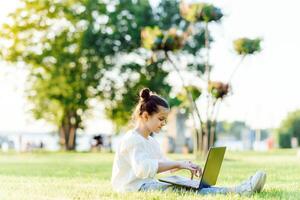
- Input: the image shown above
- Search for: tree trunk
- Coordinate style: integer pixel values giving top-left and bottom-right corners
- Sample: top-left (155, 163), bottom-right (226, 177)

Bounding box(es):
top-left (59, 111), bottom-right (78, 151)
top-left (194, 129), bottom-right (202, 159)
top-left (202, 131), bottom-right (209, 155)
top-left (59, 127), bottom-right (66, 148)
top-left (201, 122), bottom-right (219, 155)
top-left (209, 121), bottom-right (217, 148)
top-left (67, 125), bottom-right (76, 150)
top-left (195, 121), bottom-right (216, 157)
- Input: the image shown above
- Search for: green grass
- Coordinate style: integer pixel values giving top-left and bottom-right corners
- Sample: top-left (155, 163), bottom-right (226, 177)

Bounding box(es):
top-left (0, 149), bottom-right (299, 199)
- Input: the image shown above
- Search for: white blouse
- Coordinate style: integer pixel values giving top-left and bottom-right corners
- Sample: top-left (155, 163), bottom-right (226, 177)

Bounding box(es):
top-left (111, 129), bottom-right (165, 192)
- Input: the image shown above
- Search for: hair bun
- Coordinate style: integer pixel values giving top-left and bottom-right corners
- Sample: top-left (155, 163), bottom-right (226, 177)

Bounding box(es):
top-left (140, 88), bottom-right (151, 101)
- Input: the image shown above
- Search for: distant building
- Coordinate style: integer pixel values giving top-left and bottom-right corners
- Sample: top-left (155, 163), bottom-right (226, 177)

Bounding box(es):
top-left (0, 131), bottom-right (112, 152)
top-left (0, 132), bottom-right (60, 152)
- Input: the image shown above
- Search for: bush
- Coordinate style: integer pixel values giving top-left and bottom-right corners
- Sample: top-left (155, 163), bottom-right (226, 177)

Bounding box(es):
top-left (279, 133), bottom-right (291, 148)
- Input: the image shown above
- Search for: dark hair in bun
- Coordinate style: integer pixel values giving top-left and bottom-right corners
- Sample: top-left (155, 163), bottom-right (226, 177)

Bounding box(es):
top-left (140, 88), bottom-right (151, 102)
top-left (133, 88), bottom-right (169, 120)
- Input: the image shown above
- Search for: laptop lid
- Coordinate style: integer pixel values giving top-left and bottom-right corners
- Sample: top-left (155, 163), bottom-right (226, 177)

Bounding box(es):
top-left (198, 146), bottom-right (226, 189)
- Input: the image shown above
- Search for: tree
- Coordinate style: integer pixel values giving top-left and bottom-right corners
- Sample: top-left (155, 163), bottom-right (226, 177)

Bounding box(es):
top-left (0, 0), bottom-right (156, 150)
top-left (96, 0), bottom-right (206, 131)
top-left (141, 1), bottom-right (262, 156)
top-left (0, 0), bottom-right (97, 150)
top-left (84, 0), bottom-right (164, 131)
top-left (277, 110), bottom-right (300, 148)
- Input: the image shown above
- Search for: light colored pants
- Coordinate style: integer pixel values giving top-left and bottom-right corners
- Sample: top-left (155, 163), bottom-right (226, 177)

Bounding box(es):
top-left (139, 180), bottom-right (229, 195)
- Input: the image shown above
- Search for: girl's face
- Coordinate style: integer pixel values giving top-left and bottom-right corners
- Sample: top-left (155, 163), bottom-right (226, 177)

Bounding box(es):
top-left (143, 106), bottom-right (169, 133)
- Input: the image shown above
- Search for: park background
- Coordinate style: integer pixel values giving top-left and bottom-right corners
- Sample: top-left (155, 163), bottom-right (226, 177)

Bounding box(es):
top-left (0, 0), bottom-right (300, 199)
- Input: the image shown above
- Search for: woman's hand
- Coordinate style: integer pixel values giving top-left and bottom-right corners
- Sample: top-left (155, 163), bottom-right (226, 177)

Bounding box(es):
top-left (170, 167), bottom-right (180, 173)
top-left (178, 161), bottom-right (202, 179)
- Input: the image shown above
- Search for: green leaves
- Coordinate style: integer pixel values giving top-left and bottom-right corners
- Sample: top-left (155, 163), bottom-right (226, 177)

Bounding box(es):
top-left (233, 38), bottom-right (262, 55)
top-left (208, 81), bottom-right (230, 99)
top-left (102, 60), bottom-right (172, 130)
top-left (186, 85), bottom-right (202, 101)
top-left (141, 27), bottom-right (187, 51)
top-left (172, 85), bottom-right (202, 111)
top-left (277, 110), bottom-right (300, 148)
top-left (199, 4), bottom-right (223, 22)
top-left (141, 27), bottom-right (163, 50)
top-left (180, 2), bottom-right (223, 23)
top-left (84, 0), bottom-right (156, 56)
top-left (0, 0), bottom-right (106, 143)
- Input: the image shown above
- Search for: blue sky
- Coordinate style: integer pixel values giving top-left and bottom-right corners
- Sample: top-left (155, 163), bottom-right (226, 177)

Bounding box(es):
top-left (1, 0), bottom-right (300, 133)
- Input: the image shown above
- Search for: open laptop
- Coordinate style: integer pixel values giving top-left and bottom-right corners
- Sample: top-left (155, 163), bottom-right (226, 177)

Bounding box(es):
top-left (158, 146), bottom-right (226, 190)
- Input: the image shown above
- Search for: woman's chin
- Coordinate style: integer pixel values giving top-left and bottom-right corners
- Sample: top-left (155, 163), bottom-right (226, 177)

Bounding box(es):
top-left (154, 128), bottom-right (161, 133)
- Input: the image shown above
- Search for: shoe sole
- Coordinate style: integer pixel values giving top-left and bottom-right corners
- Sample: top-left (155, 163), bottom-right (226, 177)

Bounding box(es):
top-left (253, 171), bottom-right (267, 193)
top-left (256, 172), bottom-right (267, 193)
top-left (236, 171), bottom-right (267, 196)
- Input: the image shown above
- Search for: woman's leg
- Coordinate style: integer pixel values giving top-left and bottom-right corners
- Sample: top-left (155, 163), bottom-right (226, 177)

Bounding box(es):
top-left (139, 171), bottom-right (266, 195)
top-left (197, 171), bottom-right (267, 196)
top-left (139, 180), bottom-right (173, 191)
top-left (139, 180), bottom-right (230, 194)
top-left (197, 186), bottom-right (231, 195)
top-left (234, 171), bottom-right (267, 195)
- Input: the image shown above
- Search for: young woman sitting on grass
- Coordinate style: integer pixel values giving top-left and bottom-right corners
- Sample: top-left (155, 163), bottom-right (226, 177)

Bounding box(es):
top-left (111, 88), bottom-right (266, 195)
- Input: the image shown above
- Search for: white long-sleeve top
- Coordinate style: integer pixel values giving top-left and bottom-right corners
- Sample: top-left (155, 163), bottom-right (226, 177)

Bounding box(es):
top-left (111, 129), bottom-right (165, 192)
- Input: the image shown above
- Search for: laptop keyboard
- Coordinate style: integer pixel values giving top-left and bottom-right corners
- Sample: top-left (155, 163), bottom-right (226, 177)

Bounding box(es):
top-left (176, 180), bottom-right (199, 188)
top-left (159, 175), bottom-right (200, 188)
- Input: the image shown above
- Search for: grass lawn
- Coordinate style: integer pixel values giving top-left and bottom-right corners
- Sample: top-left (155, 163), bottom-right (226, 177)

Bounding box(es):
top-left (0, 149), bottom-right (299, 200)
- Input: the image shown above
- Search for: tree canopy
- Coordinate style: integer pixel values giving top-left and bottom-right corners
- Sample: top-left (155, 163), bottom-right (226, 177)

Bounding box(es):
top-left (0, 0), bottom-right (158, 149)
top-left (0, 0), bottom-right (262, 153)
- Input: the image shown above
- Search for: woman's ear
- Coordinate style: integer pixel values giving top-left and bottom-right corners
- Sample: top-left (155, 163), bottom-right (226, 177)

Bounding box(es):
top-left (141, 111), bottom-right (149, 121)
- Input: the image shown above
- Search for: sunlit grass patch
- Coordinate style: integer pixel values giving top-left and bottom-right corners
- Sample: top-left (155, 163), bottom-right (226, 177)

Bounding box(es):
top-left (0, 150), bottom-right (299, 199)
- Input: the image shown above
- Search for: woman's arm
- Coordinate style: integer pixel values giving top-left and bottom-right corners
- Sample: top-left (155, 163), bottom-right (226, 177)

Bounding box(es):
top-left (157, 160), bottom-right (181, 173)
top-left (157, 160), bottom-right (202, 178)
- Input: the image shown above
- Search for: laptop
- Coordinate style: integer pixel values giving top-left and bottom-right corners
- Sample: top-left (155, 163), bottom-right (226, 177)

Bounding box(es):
top-left (158, 146), bottom-right (226, 190)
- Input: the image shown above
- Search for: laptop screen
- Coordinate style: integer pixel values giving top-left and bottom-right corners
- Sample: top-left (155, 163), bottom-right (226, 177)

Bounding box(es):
top-left (199, 147), bottom-right (226, 189)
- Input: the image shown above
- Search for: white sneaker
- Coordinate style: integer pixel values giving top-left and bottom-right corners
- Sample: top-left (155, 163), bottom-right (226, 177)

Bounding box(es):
top-left (235, 171), bottom-right (267, 196)
top-left (256, 171), bottom-right (267, 193)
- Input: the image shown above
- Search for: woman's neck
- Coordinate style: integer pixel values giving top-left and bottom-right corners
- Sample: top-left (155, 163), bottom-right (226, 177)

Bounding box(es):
top-left (135, 122), bottom-right (151, 139)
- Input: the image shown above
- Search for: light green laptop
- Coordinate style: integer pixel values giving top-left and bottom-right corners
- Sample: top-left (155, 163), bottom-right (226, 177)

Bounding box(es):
top-left (159, 146), bottom-right (226, 190)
